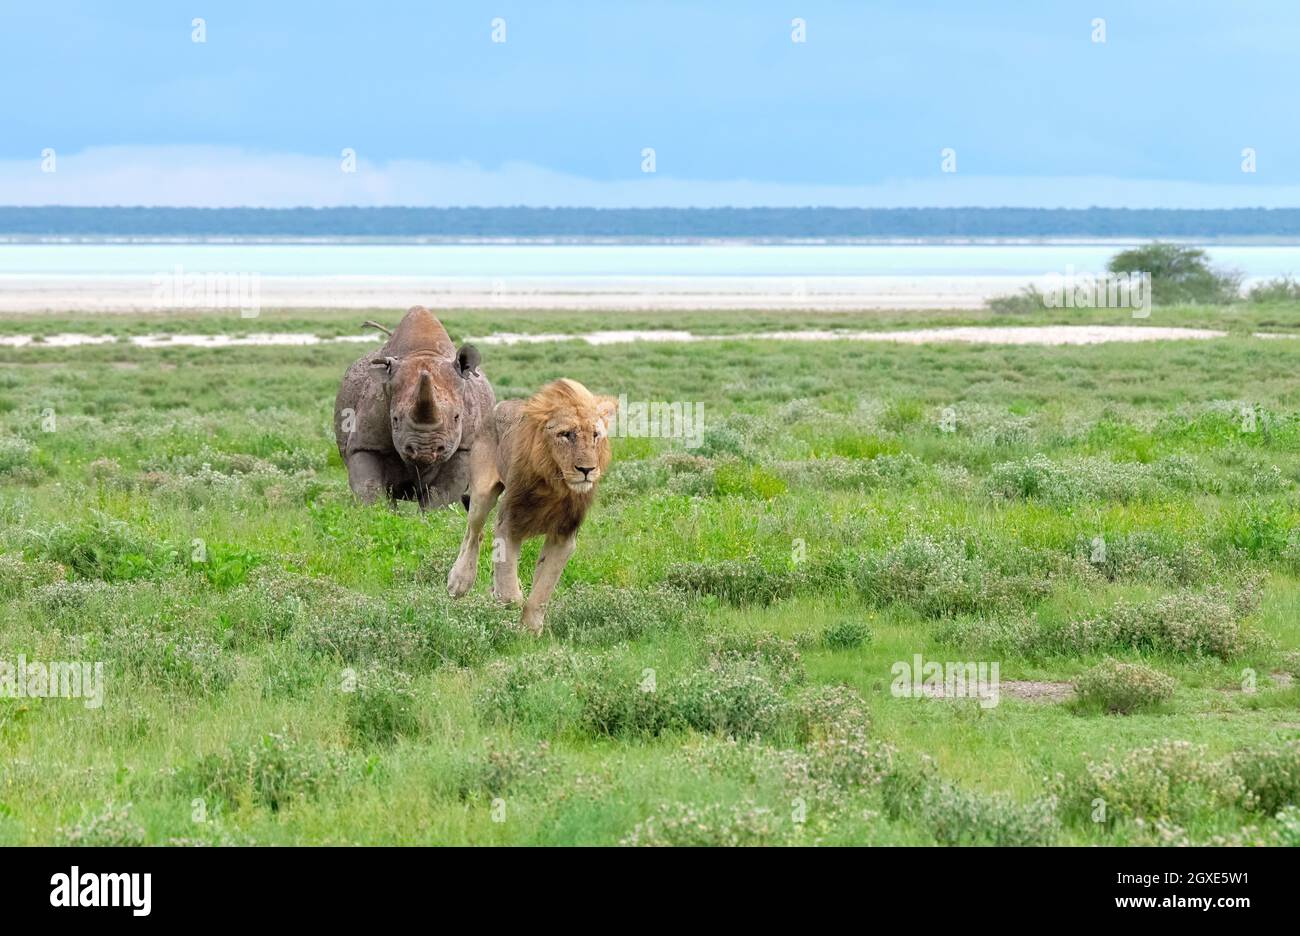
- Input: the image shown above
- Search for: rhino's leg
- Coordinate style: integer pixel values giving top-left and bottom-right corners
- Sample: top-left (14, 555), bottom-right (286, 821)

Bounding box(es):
top-left (490, 516), bottom-right (523, 605)
top-left (520, 533), bottom-right (577, 636)
top-left (448, 455), bottom-right (503, 598)
top-left (346, 450), bottom-right (390, 505)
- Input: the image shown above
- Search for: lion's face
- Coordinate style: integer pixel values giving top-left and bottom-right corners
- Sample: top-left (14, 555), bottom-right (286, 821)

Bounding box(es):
top-left (523, 380), bottom-right (618, 494)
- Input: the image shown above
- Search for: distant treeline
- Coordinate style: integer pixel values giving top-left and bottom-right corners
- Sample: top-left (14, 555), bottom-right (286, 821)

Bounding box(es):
top-left (5, 206), bottom-right (1300, 238)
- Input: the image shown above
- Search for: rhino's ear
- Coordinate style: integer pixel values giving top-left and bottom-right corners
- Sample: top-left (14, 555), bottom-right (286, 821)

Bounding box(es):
top-left (456, 344), bottom-right (481, 377)
top-left (370, 356), bottom-right (398, 380)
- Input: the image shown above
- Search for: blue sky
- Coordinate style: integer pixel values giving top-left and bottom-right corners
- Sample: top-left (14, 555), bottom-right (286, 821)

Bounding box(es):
top-left (3, 1), bottom-right (1298, 207)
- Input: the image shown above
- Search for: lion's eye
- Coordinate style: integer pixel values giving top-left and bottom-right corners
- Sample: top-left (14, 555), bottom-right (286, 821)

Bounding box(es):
top-left (560, 430), bottom-right (576, 442)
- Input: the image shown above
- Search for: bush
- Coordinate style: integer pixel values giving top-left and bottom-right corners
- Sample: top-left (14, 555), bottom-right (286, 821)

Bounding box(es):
top-left (56, 802), bottom-right (145, 846)
top-left (912, 783), bottom-right (1059, 846)
top-left (621, 800), bottom-right (785, 846)
top-left (1057, 585), bottom-right (1257, 659)
top-left (986, 285), bottom-right (1050, 315)
top-left (775, 454), bottom-right (926, 493)
top-left (664, 559), bottom-right (803, 606)
top-left (822, 617), bottom-right (872, 650)
top-left (413, 592), bottom-right (517, 667)
top-left (25, 513), bottom-right (180, 582)
top-left (454, 740), bottom-right (553, 801)
top-left (707, 632), bottom-right (806, 687)
top-left (576, 660), bottom-right (677, 737)
top-left (0, 435), bottom-right (38, 480)
top-left (1107, 242), bottom-right (1241, 305)
top-left (988, 455), bottom-right (1160, 504)
top-left (856, 534), bottom-right (1051, 618)
top-left (345, 665), bottom-right (420, 744)
top-left (295, 590), bottom-right (426, 668)
top-left (1230, 741), bottom-right (1300, 816)
top-left (82, 617), bottom-right (234, 695)
top-left (548, 584), bottom-right (697, 645)
top-left (0, 553), bottom-right (64, 598)
top-left (932, 613), bottom-right (1040, 656)
top-left (1074, 659), bottom-right (1176, 714)
top-left (671, 662), bottom-right (787, 738)
top-left (1247, 276), bottom-right (1300, 303)
top-left (1052, 741), bottom-right (1245, 824)
top-left (1074, 531), bottom-right (1216, 585)
top-left (183, 732), bottom-right (347, 812)
top-left (790, 684), bottom-right (872, 742)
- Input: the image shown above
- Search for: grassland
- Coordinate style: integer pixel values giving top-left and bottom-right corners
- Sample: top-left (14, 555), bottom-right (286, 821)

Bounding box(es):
top-left (1, 303), bottom-right (1299, 846)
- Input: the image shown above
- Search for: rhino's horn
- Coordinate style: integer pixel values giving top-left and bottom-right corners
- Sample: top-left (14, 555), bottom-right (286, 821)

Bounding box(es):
top-left (413, 372), bottom-right (437, 423)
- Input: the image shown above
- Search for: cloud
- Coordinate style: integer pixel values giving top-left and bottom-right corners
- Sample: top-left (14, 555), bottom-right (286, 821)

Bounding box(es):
top-left (6, 145), bottom-right (1298, 209)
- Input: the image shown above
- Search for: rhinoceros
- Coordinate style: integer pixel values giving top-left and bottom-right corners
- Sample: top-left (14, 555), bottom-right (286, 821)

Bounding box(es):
top-left (334, 306), bottom-right (495, 510)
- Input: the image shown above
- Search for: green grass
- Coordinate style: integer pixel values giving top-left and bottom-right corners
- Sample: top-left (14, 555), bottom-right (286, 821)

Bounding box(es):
top-left (1, 305), bottom-right (1299, 846)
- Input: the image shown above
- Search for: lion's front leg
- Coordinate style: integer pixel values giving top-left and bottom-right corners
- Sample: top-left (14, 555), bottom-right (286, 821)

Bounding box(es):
top-left (491, 514), bottom-right (523, 605)
top-left (520, 532), bottom-right (576, 636)
top-left (447, 479), bottom-right (501, 598)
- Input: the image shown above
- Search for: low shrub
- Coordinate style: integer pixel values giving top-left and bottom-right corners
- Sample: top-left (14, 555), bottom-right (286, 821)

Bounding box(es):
top-left (56, 802), bottom-right (145, 846)
top-left (0, 553), bottom-right (64, 598)
top-left (706, 632), bottom-right (806, 687)
top-left (822, 617), bottom-right (872, 650)
top-left (621, 800), bottom-right (785, 846)
top-left (454, 740), bottom-right (553, 801)
top-left (912, 783), bottom-right (1059, 846)
top-left (182, 732), bottom-right (347, 812)
top-left (855, 534), bottom-right (1051, 618)
top-left (1052, 741), bottom-right (1246, 825)
top-left (664, 559), bottom-right (803, 606)
top-left (1074, 659), bottom-right (1177, 714)
top-left (671, 662), bottom-right (787, 738)
top-left (1057, 585), bottom-right (1258, 659)
top-left (80, 618), bottom-right (234, 695)
top-left (24, 513), bottom-right (180, 582)
top-left (1230, 741), bottom-right (1300, 816)
top-left (548, 584), bottom-right (697, 645)
top-left (344, 665), bottom-right (420, 745)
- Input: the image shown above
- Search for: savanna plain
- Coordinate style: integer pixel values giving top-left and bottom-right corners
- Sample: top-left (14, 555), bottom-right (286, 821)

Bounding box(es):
top-left (2, 302), bottom-right (1299, 846)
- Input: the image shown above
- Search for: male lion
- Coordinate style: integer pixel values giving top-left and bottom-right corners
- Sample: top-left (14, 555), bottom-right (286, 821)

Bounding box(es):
top-left (447, 378), bottom-right (618, 635)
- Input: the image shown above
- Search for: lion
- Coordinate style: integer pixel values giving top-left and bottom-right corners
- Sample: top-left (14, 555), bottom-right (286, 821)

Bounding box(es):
top-left (447, 378), bottom-right (618, 635)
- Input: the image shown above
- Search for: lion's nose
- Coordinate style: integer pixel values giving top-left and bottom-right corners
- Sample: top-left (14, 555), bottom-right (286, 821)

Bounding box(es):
top-left (576, 465), bottom-right (595, 478)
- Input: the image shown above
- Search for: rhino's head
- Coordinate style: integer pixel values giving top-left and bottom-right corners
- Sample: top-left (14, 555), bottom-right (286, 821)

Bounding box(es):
top-left (371, 345), bottom-right (481, 469)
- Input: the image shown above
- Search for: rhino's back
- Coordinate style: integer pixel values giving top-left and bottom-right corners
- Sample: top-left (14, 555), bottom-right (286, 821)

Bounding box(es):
top-left (385, 306), bottom-right (456, 359)
top-left (334, 355), bottom-right (391, 457)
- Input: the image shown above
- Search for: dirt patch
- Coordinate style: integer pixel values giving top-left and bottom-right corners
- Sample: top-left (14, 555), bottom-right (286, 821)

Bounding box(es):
top-left (1000, 680), bottom-right (1076, 703)
top-left (917, 679), bottom-right (1074, 704)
